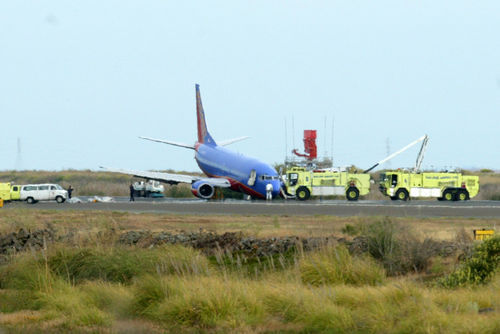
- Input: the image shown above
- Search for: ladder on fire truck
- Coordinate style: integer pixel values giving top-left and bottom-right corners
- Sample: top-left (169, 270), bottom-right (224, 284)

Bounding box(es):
top-left (364, 135), bottom-right (429, 173)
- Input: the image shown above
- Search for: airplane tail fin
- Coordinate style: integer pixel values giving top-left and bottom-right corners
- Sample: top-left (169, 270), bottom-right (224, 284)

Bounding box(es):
top-left (196, 84), bottom-right (215, 145)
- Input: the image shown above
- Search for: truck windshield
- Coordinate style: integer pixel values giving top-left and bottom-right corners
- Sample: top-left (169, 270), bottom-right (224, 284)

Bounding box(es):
top-left (379, 173), bottom-right (387, 182)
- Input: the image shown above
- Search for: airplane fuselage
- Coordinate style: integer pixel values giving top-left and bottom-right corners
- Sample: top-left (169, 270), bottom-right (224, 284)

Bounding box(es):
top-left (195, 142), bottom-right (281, 199)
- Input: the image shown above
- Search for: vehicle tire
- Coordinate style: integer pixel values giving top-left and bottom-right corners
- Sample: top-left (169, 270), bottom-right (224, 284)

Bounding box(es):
top-left (296, 186), bottom-right (310, 201)
top-left (346, 187), bottom-right (359, 201)
top-left (456, 189), bottom-right (469, 201)
top-left (442, 189), bottom-right (455, 201)
top-left (390, 196), bottom-right (398, 201)
top-left (26, 197), bottom-right (35, 204)
top-left (56, 196), bottom-right (65, 203)
top-left (395, 189), bottom-right (409, 201)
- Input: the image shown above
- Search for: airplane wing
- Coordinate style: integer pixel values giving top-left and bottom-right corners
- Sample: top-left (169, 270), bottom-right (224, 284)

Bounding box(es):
top-left (197, 178), bottom-right (231, 187)
top-left (100, 167), bottom-right (232, 188)
top-left (138, 136), bottom-right (195, 150)
top-left (100, 167), bottom-right (196, 184)
top-left (218, 136), bottom-right (250, 146)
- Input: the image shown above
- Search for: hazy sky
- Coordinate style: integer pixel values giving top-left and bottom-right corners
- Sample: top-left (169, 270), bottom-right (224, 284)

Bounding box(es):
top-left (1, 1), bottom-right (499, 172)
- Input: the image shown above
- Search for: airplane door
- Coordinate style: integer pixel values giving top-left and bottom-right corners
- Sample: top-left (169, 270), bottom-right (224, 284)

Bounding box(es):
top-left (248, 169), bottom-right (256, 186)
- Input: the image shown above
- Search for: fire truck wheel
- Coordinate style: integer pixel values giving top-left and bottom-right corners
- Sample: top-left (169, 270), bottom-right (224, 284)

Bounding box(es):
top-left (443, 189), bottom-right (455, 201)
top-left (457, 189), bottom-right (469, 201)
top-left (346, 187), bottom-right (359, 201)
top-left (395, 189), bottom-right (409, 201)
top-left (296, 186), bottom-right (310, 201)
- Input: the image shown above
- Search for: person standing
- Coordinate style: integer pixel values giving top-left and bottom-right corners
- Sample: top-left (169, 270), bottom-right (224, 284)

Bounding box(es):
top-left (129, 184), bottom-right (135, 202)
top-left (67, 185), bottom-right (73, 199)
top-left (266, 183), bottom-right (273, 201)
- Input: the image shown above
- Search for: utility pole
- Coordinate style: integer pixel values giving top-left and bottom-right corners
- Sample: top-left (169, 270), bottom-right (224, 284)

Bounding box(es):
top-left (15, 137), bottom-right (22, 170)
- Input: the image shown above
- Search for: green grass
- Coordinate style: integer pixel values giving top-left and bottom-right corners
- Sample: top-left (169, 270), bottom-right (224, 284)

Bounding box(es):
top-left (299, 245), bottom-right (386, 286)
top-left (0, 240), bottom-right (498, 332)
top-left (0, 212), bottom-right (499, 332)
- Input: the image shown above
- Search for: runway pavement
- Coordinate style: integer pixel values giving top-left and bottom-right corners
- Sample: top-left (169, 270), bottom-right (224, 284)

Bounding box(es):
top-left (3, 197), bottom-right (500, 218)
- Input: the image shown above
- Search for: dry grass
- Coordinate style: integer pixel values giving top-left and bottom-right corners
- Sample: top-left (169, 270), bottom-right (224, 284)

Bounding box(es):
top-left (0, 209), bottom-right (498, 240)
top-left (1, 252), bottom-right (498, 333)
top-left (0, 210), bottom-right (499, 332)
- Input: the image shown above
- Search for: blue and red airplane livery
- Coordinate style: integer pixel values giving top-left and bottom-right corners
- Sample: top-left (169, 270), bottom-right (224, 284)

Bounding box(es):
top-left (103, 84), bottom-right (282, 199)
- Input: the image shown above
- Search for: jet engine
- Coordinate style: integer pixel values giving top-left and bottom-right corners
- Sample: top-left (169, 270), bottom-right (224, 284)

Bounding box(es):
top-left (191, 180), bottom-right (215, 199)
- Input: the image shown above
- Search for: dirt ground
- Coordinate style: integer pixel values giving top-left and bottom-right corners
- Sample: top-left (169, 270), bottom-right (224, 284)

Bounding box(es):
top-left (0, 209), bottom-right (497, 240)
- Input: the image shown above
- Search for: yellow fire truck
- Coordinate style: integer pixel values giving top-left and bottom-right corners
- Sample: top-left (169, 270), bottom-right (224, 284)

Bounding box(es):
top-left (285, 135), bottom-right (430, 201)
top-left (376, 135), bottom-right (480, 201)
top-left (285, 167), bottom-right (370, 201)
top-left (379, 170), bottom-right (479, 201)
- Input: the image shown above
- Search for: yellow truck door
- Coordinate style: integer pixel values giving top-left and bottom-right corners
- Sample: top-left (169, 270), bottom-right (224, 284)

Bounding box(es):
top-left (10, 185), bottom-right (21, 200)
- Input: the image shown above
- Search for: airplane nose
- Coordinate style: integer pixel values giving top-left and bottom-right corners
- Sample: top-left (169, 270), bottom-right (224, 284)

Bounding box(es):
top-left (272, 181), bottom-right (281, 197)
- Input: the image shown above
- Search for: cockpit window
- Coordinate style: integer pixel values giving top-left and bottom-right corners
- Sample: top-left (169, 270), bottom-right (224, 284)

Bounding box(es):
top-left (260, 175), bottom-right (279, 181)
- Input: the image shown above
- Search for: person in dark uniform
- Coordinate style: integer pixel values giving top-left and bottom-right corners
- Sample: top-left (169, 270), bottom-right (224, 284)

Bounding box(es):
top-left (67, 185), bottom-right (73, 199)
top-left (129, 184), bottom-right (135, 201)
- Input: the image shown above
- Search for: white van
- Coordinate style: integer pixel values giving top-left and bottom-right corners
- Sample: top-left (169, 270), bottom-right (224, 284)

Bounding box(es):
top-left (20, 184), bottom-right (68, 204)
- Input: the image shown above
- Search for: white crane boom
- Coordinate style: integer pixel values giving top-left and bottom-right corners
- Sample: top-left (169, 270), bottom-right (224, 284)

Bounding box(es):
top-left (414, 135), bottom-right (429, 172)
top-left (364, 135), bottom-right (428, 173)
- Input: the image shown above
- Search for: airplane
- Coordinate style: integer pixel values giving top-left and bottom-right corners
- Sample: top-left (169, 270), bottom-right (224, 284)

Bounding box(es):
top-left (102, 84), bottom-right (283, 200)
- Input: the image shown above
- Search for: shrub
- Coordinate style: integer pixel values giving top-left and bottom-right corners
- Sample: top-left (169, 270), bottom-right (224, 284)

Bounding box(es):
top-left (80, 281), bottom-right (134, 317)
top-left (165, 184), bottom-right (193, 198)
top-left (150, 276), bottom-right (265, 329)
top-left (0, 253), bottom-right (56, 292)
top-left (439, 236), bottom-right (500, 288)
top-left (341, 223), bottom-right (362, 236)
top-left (131, 275), bottom-right (172, 316)
top-left (47, 245), bottom-right (210, 284)
top-left (490, 193), bottom-right (500, 201)
top-left (264, 287), bottom-right (356, 332)
top-left (363, 218), bottom-right (440, 275)
top-left (38, 282), bottom-right (112, 327)
top-left (299, 245), bottom-right (385, 286)
top-left (0, 289), bottom-right (37, 312)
